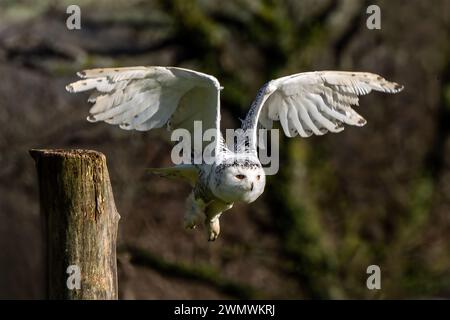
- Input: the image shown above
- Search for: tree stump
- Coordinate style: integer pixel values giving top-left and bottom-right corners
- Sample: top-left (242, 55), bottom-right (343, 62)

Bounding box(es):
top-left (30, 149), bottom-right (120, 300)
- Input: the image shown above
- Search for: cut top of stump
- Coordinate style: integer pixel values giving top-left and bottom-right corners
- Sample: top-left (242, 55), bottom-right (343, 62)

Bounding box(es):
top-left (29, 149), bottom-right (106, 161)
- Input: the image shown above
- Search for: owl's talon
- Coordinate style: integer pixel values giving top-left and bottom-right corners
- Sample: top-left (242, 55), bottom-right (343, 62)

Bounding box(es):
top-left (207, 218), bottom-right (220, 241)
top-left (208, 231), bottom-right (219, 241)
top-left (184, 217), bottom-right (199, 229)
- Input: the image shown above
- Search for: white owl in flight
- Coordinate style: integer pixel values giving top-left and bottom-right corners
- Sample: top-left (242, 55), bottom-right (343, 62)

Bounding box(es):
top-left (66, 66), bottom-right (403, 241)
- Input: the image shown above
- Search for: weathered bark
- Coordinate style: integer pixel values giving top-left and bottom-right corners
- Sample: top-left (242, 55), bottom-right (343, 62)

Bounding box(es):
top-left (30, 149), bottom-right (120, 300)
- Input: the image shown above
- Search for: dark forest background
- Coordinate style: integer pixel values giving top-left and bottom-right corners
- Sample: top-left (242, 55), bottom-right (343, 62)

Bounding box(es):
top-left (0, 0), bottom-right (449, 299)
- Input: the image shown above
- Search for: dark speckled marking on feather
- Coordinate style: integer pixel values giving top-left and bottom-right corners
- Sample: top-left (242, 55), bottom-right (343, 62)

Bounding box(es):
top-left (192, 164), bottom-right (214, 201)
top-left (217, 158), bottom-right (261, 171)
top-left (241, 82), bottom-right (270, 131)
top-left (210, 158), bottom-right (261, 188)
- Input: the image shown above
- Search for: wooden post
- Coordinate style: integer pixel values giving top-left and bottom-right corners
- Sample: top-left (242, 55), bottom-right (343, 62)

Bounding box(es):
top-left (30, 149), bottom-right (120, 300)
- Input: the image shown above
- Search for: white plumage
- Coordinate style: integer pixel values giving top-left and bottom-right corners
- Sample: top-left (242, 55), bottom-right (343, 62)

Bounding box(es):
top-left (66, 66), bottom-right (403, 241)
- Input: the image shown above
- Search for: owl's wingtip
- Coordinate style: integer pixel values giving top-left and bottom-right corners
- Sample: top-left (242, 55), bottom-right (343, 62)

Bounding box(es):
top-left (395, 83), bottom-right (404, 92)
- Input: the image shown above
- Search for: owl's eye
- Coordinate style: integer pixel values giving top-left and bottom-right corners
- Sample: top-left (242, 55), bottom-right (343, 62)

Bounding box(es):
top-left (256, 175), bottom-right (261, 180)
top-left (235, 174), bottom-right (246, 180)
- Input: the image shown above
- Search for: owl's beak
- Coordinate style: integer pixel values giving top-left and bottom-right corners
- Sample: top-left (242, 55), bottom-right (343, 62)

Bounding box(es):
top-left (250, 182), bottom-right (254, 191)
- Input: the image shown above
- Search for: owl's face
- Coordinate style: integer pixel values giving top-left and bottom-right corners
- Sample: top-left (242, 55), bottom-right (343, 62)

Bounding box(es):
top-left (212, 159), bottom-right (266, 204)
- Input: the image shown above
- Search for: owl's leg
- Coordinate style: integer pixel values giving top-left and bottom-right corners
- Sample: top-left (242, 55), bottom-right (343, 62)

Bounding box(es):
top-left (184, 192), bottom-right (206, 229)
top-left (205, 201), bottom-right (233, 241)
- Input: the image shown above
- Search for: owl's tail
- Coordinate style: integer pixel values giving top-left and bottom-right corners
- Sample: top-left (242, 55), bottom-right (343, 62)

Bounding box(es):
top-left (146, 164), bottom-right (199, 187)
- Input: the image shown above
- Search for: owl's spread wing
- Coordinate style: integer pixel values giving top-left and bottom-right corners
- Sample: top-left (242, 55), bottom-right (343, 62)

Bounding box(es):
top-left (66, 66), bottom-right (222, 142)
top-left (241, 71), bottom-right (403, 150)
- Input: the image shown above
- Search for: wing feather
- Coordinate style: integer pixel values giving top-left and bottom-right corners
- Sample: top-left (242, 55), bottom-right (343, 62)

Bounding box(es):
top-left (287, 102), bottom-right (309, 138)
top-left (67, 66), bottom-right (222, 154)
top-left (297, 100), bottom-right (323, 135)
top-left (302, 96), bottom-right (338, 132)
top-left (241, 71), bottom-right (403, 151)
top-left (278, 99), bottom-right (291, 137)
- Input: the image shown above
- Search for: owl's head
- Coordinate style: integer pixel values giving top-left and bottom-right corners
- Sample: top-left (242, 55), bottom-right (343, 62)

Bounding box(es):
top-left (211, 156), bottom-right (266, 204)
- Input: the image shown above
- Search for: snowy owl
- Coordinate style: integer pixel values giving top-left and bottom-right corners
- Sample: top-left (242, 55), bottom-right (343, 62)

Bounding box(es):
top-left (66, 66), bottom-right (403, 241)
